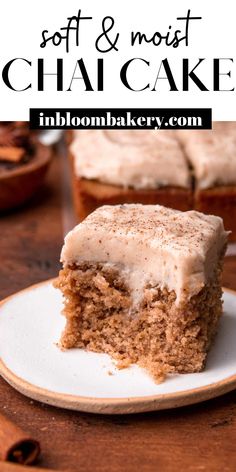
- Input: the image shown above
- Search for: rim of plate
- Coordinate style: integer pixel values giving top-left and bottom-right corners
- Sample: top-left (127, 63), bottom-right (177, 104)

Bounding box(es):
top-left (0, 279), bottom-right (236, 415)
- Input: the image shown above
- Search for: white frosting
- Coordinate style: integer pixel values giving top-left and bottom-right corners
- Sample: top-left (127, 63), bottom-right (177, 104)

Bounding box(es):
top-left (70, 130), bottom-right (190, 189)
top-left (61, 204), bottom-right (228, 305)
top-left (177, 122), bottom-right (236, 189)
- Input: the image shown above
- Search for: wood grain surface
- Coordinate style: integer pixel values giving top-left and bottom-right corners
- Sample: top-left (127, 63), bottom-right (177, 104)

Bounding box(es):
top-left (0, 148), bottom-right (236, 471)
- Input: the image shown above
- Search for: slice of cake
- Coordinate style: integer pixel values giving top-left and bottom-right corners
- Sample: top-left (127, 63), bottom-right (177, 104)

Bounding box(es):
top-left (177, 122), bottom-right (236, 240)
top-left (69, 130), bottom-right (192, 220)
top-left (55, 204), bottom-right (228, 381)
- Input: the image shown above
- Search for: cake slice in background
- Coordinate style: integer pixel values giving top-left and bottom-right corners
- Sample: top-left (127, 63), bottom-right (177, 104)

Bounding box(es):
top-left (177, 122), bottom-right (236, 240)
top-left (66, 125), bottom-right (236, 241)
top-left (55, 204), bottom-right (228, 381)
top-left (69, 130), bottom-right (192, 220)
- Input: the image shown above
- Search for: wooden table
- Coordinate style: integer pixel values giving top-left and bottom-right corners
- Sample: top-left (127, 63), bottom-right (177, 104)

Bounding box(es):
top-left (0, 151), bottom-right (236, 472)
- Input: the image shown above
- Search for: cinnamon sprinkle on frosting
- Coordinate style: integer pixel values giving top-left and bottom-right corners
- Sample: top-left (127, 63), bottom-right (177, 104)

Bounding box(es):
top-left (61, 204), bottom-right (228, 305)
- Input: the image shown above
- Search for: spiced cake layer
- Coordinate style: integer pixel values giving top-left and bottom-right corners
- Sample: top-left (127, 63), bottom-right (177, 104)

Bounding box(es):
top-left (70, 130), bottom-right (192, 219)
top-left (73, 177), bottom-right (193, 220)
top-left (56, 204), bottom-right (228, 380)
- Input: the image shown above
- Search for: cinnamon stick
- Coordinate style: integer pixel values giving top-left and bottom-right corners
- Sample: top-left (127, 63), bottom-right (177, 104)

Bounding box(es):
top-left (0, 147), bottom-right (25, 163)
top-left (0, 412), bottom-right (40, 465)
top-left (0, 463), bottom-right (63, 472)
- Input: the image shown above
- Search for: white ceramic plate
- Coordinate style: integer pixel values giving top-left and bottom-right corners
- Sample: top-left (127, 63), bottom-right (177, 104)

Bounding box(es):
top-left (0, 280), bottom-right (236, 414)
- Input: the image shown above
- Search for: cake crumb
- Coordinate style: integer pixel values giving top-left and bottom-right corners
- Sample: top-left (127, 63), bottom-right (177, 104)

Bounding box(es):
top-left (116, 358), bottom-right (132, 370)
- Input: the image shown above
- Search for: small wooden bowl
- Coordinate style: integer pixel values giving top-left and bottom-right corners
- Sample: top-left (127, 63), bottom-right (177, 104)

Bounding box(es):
top-left (0, 143), bottom-right (52, 211)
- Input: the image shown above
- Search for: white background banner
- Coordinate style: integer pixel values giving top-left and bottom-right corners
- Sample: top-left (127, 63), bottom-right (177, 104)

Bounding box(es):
top-left (0, 0), bottom-right (236, 120)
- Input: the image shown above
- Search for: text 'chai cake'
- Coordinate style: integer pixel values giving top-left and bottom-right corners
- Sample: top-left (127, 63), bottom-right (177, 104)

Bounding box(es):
top-left (69, 130), bottom-right (192, 220)
top-left (55, 204), bottom-right (228, 381)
